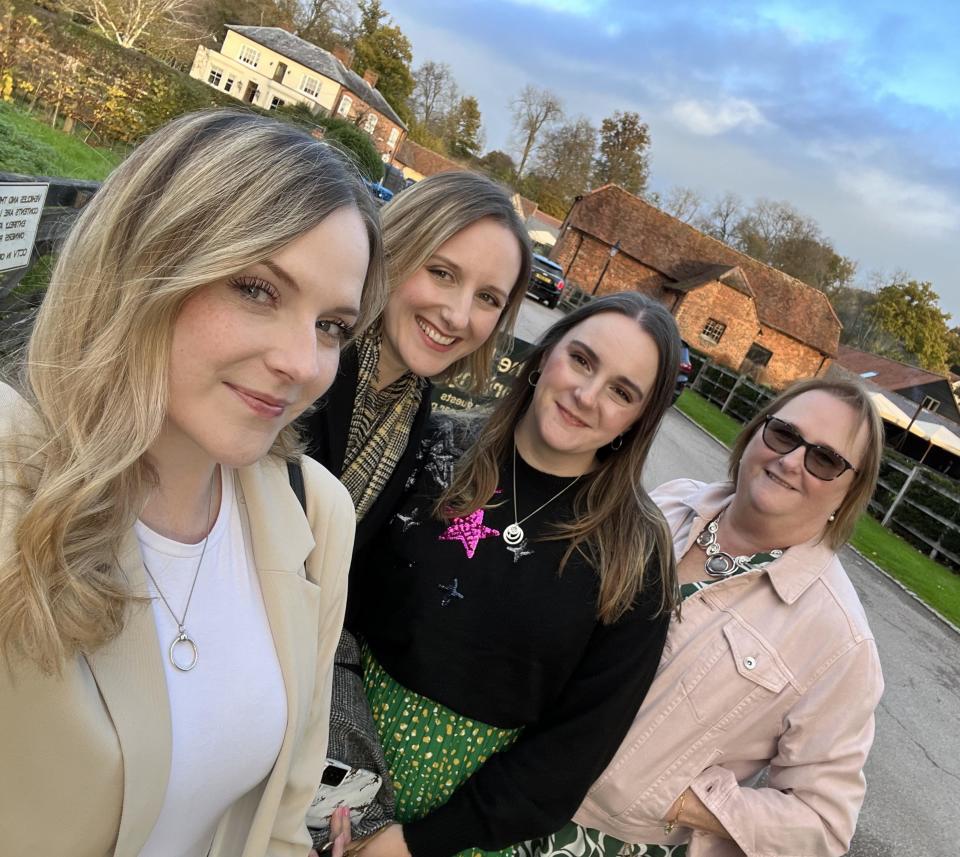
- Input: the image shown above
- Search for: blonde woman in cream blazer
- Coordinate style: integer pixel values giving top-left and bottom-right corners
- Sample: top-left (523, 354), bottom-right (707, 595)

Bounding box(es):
top-left (0, 383), bottom-right (353, 856)
top-left (0, 110), bottom-right (385, 856)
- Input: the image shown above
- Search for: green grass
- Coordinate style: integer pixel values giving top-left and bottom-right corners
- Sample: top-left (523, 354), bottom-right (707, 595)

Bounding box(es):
top-left (674, 388), bottom-right (743, 446)
top-left (0, 101), bottom-right (124, 180)
top-left (675, 388), bottom-right (960, 626)
top-left (850, 515), bottom-right (960, 627)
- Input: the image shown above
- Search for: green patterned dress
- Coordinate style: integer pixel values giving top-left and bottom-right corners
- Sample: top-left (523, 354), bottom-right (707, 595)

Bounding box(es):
top-left (362, 645), bottom-right (522, 857)
top-left (520, 552), bottom-right (781, 857)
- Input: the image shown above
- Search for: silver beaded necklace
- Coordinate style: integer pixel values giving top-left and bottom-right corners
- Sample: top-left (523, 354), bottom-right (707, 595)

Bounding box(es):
top-left (142, 469), bottom-right (217, 672)
top-left (502, 443), bottom-right (582, 547)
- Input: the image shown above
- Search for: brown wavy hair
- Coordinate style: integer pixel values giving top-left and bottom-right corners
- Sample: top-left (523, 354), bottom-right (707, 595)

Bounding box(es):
top-left (437, 292), bottom-right (681, 622)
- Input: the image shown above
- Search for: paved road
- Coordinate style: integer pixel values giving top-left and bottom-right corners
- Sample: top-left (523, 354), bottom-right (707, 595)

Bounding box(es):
top-left (515, 299), bottom-right (960, 852)
top-left (648, 410), bottom-right (960, 857)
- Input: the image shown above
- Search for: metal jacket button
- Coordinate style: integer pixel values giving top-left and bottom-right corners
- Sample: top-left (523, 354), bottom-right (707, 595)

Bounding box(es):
top-left (743, 656), bottom-right (757, 670)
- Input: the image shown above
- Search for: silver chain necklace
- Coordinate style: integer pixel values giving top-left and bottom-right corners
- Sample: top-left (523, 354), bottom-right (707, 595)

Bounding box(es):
top-left (694, 509), bottom-right (782, 578)
top-left (502, 443), bottom-right (582, 547)
top-left (142, 470), bottom-right (217, 672)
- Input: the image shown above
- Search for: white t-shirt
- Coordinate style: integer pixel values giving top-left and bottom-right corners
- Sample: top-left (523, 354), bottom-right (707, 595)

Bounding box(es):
top-left (136, 467), bottom-right (287, 857)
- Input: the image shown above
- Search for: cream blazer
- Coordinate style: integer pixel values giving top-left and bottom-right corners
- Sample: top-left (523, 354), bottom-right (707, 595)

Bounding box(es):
top-left (0, 384), bottom-right (355, 857)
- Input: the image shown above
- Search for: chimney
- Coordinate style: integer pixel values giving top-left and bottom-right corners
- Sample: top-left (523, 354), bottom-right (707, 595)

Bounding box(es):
top-left (362, 69), bottom-right (379, 89)
top-left (332, 45), bottom-right (354, 67)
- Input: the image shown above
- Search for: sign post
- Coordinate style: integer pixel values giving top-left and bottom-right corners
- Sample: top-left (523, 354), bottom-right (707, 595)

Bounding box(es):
top-left (0, 182), bottom-right (49, 292)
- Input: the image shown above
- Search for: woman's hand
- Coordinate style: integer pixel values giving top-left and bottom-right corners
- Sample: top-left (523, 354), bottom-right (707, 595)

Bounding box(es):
top-left (330, 806), bottom-right (352, 855)
top-left (665, 789), bottom-right (731, 839)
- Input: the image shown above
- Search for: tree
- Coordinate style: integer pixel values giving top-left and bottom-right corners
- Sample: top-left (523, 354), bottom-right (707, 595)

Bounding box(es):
top-left (869, 278), bottom-right (952, 372)
top-left (60, 0), bottom-right (198, 49)
top-left (593, 110), bottom-right (651, 196)
top-left (447, 95), bottom-right (483, 159)
top-left (410, 60), bottom-right (457, 130)
top-left (732, 198), bottom-right (857, 296)
top-left (696, 191), bottom-right (743, 244)
top-left (295, 0), bottom-right (354, 51)
top-left (510, 84), bottom-right (563, 179)
top-left (528, 116), bottom-right (595, 214)
top-left (350, 0), bottom-right (414, 123)
top-left (476, 150), bottom-right (516, 185)
top-left (651, 186), bottom-right (703, 223)
top-left (945, 326), bottom-right (960, 375)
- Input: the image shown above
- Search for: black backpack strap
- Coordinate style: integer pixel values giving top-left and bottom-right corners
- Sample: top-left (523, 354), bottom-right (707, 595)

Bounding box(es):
top-left (287, 460), bottom-right (306, 513)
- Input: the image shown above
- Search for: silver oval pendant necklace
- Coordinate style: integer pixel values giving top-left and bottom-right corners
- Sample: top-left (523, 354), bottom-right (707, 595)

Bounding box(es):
top-left (503, 442), bottom-right (581, 547)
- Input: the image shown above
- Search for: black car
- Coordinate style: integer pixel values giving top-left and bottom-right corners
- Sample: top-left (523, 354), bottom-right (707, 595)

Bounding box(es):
top-left (674, 340), bottom-right (693, 402)
top-left (526, 253), bottom-right (565, 309)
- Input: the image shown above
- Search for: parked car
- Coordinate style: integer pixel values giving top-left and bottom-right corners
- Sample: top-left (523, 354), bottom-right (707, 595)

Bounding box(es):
top-left (674, 340), bottom-right (693, 402)
top-left (526, 253), bottom-right (565, 309)
top-left (363, 179), bottom-right (394, 203)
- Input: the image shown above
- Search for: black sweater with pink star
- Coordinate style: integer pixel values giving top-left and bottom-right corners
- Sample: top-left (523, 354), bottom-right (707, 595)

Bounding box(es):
top-left (353, 423), bottom-right (671, 857)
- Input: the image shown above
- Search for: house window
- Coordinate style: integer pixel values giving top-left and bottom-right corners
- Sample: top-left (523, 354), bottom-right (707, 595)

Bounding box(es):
top-left (337, 94), bottom-right (353, 117)
top-left (921, 396), bottom-right (941, 412)
top-left (223, 76), bottom-right (236, 93)
top-left (744, 343), bottom-right (773, 367)
top-left (301, 75), bottom-right (320, 97)
top-left (361, 112), bottom-right (378, 134)
top-left (238, 45), bottom-right (260, 67)
top-left (700, 318), bottom-right (726, 345)
top-left (387, 127), bottom-right (399, 148)
top-left (273, 61), bottom-right (287, 83)
top-left (269, 96), bottom-right (286, 110)
top-left (207, 67), bottom-right (223, 86)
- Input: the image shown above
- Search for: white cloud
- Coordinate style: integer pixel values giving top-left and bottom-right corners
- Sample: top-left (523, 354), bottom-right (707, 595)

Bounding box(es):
top-left (500, 0), bottom-right (608, 15)
top-left (837, 168), bottom-right (960, 237)
top-left (671, 97), bottom-right (771, 136)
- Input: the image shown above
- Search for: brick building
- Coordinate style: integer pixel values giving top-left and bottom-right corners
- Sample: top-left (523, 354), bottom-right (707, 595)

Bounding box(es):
top-left (190, 27), bottom-right (407, 163)
top-left (393, 139), bottom-right (466, 182)
top-left (552, 186), bottom-right (841, 389)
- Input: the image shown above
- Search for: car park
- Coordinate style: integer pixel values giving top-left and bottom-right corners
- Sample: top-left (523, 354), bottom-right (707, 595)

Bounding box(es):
top-left (526, 253), bottom-right (565, 309)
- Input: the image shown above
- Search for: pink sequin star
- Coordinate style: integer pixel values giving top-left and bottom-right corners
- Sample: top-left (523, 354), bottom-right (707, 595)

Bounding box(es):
top-left (439, 509), bottom-right (500, 559)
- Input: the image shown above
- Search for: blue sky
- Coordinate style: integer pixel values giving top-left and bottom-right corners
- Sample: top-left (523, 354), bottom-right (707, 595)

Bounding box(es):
top-left (385, 0), bottom-right (960, 321)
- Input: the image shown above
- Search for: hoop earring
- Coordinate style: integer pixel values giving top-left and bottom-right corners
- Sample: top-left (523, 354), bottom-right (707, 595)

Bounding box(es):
top-left (528, 369), bottom-right (541, 387)
top-left (610, 434), bottom-right (624, 451)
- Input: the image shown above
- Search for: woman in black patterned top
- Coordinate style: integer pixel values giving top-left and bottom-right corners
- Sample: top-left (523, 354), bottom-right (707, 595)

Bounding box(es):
top-left (302, 172), bottom-right (532, 555)
top-left (349, 293), bottom-right (683, 857)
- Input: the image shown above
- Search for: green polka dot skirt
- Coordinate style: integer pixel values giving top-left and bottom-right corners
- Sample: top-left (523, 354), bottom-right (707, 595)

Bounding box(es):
top-left (362, 644), bottom-right (523, 857)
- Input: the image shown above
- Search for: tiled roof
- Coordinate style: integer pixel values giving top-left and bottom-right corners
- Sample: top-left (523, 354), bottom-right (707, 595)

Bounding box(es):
top-left (226, 25), bottom-right (407, 128)
top-left (835, 345), bottom-right (959, 389)
top-left (568, 186), bottom-right (842, 355)
top-left (395, 139), bottom-right (468, 177)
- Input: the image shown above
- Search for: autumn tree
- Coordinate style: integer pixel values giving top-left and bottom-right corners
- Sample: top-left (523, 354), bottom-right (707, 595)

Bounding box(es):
top-left (869, 278), bottom-right (952, 372)
top-left (447, 95), bottom-right (483, 159)
top-left (476, 150), bottom-right (516, 185)
top-left (522, 116), bottom-right (595, 215)
top-left (593, 110), bottom-right (650, 196)
top-left (510, 84), bottom-right (563, 179)
top-left (648, 186), bottom-right (703, 223)
top-left (295, 0), bottom-right (354, 50)
top-left (351, 0), bottom-right (414, 122)
top-left (59, 0), bottom-right (200, 49)
top-left (410, 60), bottom-right (457, 130)
top-left (946, 326), bottom-right (960, 375)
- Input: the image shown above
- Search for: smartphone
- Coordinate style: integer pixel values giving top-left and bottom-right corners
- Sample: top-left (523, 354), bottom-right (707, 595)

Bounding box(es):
top-left (306, 759), bottom-right (383, 828)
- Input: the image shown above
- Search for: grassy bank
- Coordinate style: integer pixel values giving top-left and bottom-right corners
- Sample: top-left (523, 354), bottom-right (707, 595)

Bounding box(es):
top-left (674, 388), bottom-right (960, 627)
top-left (0, 101), bottom-right (124, 180)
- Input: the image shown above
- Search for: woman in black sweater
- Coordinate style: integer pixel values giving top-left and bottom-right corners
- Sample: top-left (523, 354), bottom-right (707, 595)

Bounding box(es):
top-left (302, 172), bottom-right (532, 554)
top-left (351, 293), bottom-right (682, 857)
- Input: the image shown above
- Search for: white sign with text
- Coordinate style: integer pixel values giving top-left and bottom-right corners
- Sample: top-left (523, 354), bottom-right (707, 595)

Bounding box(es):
top-left (0, 182), bottom-right (49, 273)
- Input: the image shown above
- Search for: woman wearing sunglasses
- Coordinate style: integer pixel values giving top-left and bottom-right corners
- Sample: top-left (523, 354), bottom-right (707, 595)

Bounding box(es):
top-left (525, 377), bottom-right (885, 857)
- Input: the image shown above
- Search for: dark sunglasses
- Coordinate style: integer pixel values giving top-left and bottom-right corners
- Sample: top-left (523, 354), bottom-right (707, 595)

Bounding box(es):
top-left (761, 415), bottom-right (859, 481)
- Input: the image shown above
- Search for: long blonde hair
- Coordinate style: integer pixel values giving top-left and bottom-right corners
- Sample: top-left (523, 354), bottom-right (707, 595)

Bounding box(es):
top-left (1, 109), bottom-right (386, 673)
top-left (438, 293), bottom-right (681, 622)
top-left (380, 171), bottom-right (532, 392)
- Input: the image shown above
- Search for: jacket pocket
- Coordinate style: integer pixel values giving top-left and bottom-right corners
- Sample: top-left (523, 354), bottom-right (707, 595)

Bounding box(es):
top-left (682, 619), bottom-right (789, 729)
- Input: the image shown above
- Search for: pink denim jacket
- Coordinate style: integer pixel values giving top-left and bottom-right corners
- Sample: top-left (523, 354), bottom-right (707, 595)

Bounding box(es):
top-left (574, 480), bottom-right (884, 857)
